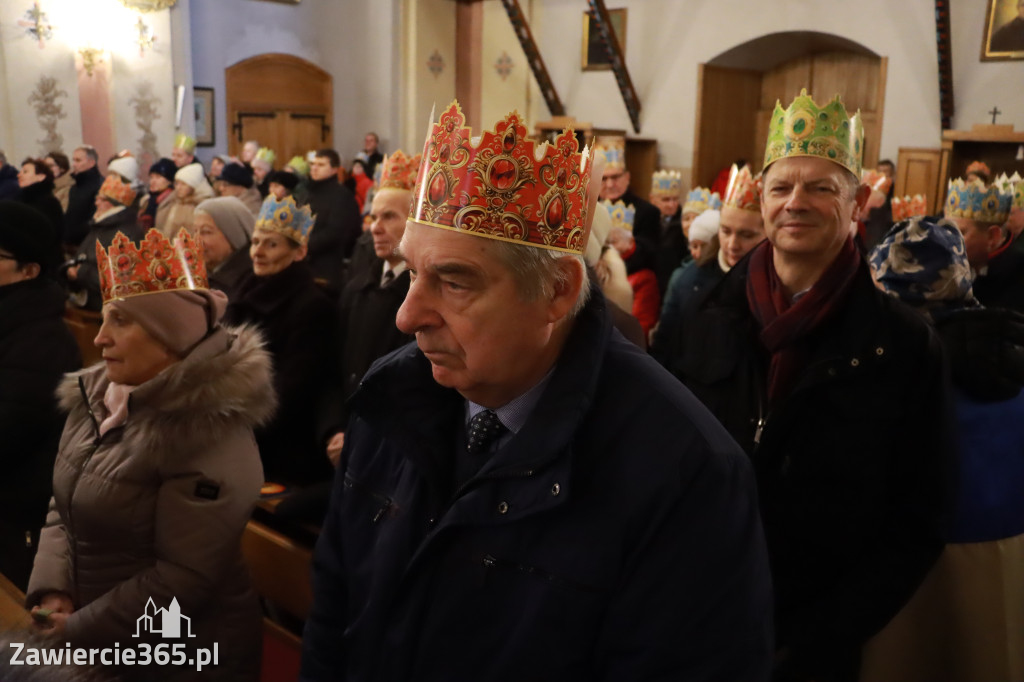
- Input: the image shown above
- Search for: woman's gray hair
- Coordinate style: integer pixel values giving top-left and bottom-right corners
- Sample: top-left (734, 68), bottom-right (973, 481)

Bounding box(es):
top-left (487, 240), bottom-right (591, 318)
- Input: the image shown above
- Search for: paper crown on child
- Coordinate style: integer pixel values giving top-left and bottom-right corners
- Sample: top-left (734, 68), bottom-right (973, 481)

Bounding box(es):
top-left (600, 199), bottom-right (636, 232)
top-left (966, 160), bottom-right (991, 179)
top-left (379, 150), bottom-right (423, 191)
top-left (98, 173), bottom-right (137, 207)
top-left (174, 133), bottom-right (197, 153)
top-left (255, 195), bottom-right (316, 246)
top-left (891, 195), bottom-right (928, 222)
top-left (409, 100), bottom-right (596, 254)
top-left (944, 178), bottom-right (1012, 225)
top-left (862, 168), bottom-right (893, 195)
top-left (254, 147), bottom-right (276, 166)
top-left (593, 135), bottom-right (626, 171)
top-left (650, 170), bottom-right (682, 197)
top-left (97, 228), bottom-right (208, 303)
top-left (723, 164), bottom-right (761, 212)
top-left (683, 187), bottom-right (722, 215)
top-left (286, 156), bottom-right (309, 177)
top-left (764, 89), bottom-right (864, 177)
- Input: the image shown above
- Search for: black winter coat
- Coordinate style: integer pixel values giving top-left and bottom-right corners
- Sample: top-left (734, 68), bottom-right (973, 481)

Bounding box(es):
top-left (69, 208), bottom-right (142, 311)
top-left (208, 245), bottom-right (253, 303)
top-left (305, 176), bottom-right (362, 293)
top-left (672, 257), bottom-right (953, 682)
top-left (224, 262), bottom-right (339, 485)
top-left (64, 166), bottom-right (104, 247)
top-left (972, 242), bottom-right (1024, 314)
top-left (0, 164), bottom-right (18, 201)
top-left (0, 278), bottom-right (80, 589)
top-left (301, 292), bottom-right (774, 681)
top-left (16, 178), bottom-right (65, 270)
top-left (322, 261), bottom-right (412, 436)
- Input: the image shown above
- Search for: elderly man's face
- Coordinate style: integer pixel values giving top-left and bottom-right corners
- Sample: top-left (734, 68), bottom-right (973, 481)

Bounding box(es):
top-left (395, 221), bottom-right (563, 407)
top-left (951, 217), bottom-right (1003, 270)
top-left (241, 143), bottom-right (259, 163)
top-left (171, 148), bottom-right (192, 168)
top-left (71, 149), bottom-right (94, 175)
top-left (370, 189), bottom-right (411, 264)
top-left (761, 156), bottom-right (867, 264)
top-left (650, 194), bottom-right (679, 217)
top-left (600, 168), bottom-right (630, 201)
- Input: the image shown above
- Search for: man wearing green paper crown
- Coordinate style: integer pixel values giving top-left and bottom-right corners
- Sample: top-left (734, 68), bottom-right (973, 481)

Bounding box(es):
top-left (670, 90), bottom-right (953, 681)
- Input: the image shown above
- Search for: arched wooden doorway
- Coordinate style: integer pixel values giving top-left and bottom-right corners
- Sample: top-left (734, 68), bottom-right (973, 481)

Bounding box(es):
top-left (225, 54), bottom-right (333, 167)
top-left (693, 32), bottom-right (887, 187)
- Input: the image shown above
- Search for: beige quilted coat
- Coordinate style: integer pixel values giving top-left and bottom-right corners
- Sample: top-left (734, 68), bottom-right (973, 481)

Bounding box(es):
top-left (28, 325), bottom-right (276, 681)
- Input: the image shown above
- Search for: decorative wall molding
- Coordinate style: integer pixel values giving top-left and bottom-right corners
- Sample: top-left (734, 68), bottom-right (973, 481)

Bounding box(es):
top-left (27, 75), bottom-right (67, 154)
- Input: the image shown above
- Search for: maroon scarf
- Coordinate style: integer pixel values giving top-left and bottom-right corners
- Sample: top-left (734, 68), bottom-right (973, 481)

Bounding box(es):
top-left (745, 236), bottom-right (861, 405)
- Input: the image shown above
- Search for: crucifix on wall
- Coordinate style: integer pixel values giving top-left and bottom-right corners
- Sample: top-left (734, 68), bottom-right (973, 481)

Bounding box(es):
top-left (989, 106), bottom-right (1002, 124)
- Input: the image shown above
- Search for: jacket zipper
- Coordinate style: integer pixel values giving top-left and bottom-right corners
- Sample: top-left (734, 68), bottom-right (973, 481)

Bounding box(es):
top-left (66, 377), bottom-right (105, 597)
top-left (343, 473), bottom-right (397, 523)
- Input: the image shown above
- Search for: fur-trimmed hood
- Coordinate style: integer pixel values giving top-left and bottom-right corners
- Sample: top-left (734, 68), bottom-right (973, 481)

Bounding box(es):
top-left (57, 323), bottom-right (276, 451)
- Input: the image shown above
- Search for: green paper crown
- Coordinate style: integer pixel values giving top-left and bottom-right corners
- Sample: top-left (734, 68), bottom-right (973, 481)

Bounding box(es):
top-left (763, 89), bottom-right (864, 177)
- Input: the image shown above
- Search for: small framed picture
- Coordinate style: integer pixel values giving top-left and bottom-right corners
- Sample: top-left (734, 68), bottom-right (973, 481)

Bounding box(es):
top-left (581, 8), bottom-right (626, 71)
top-left (193, 87), bottom-right (215, 147)
top-left (981, 0), bottom-right (1024, 61)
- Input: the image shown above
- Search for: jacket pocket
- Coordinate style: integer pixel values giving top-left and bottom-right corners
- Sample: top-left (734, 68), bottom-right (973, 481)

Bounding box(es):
top-left (342, 472), bottom-right (400, 523)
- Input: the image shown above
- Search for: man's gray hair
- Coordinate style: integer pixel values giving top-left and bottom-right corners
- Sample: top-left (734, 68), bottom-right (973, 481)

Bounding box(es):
top-left (487, 240), bottom-right (591, 318)
top-left (75, 146), bottom-right (98, 164)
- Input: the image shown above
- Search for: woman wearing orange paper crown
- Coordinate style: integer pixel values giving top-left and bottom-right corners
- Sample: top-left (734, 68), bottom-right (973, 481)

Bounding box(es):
top-left (224, 195), bottom-right (339, 486)
top-left (65, 173), bottom-right (143, 311)
top-left (27, 228), bottom-right (274, 681)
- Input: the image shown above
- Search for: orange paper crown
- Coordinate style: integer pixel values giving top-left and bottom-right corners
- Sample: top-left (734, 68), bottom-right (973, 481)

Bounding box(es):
top-left (966, 160), bottom-right (991, 178)
top-left (410, 101), bottom-right (595, 254)
top-left (379, 150), bottom-right (422, 191)
top-left (723, 164), bottom-right (761, 212)
top-left (97, 228), bottom-right (208, 303)
top-left (891, 194), bottom-right (927, 222)
top-left (862, 168), bottom-right (893, 195)
top-left (98, 173), bottom-right (137, 207)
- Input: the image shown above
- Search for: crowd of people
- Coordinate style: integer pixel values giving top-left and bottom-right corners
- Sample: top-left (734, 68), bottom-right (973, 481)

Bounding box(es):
top-left (1, 87), bottom-right (1023, 682)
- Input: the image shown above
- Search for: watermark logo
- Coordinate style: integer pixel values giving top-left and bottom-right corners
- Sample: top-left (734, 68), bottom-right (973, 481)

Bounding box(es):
top-left (134, 597), bottom-right (196, 638)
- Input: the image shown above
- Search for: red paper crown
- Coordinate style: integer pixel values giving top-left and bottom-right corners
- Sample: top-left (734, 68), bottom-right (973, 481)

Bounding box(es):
top-left (410, 101), bottom-right (594, 254)
top-left (379, 150), bottom-right (422, 191)
top-left (98, 173), bottom-right (137, 207)
top-left (862, 168), bottom-right (893, 195)
top-left (96, 228), bottom-right (209, 303)
top-left (723, 164), bottom-right (761, 212)
top-left (966, 160), bottom-right (991, 178)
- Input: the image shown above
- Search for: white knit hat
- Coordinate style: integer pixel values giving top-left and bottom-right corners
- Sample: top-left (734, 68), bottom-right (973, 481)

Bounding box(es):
top-left (175, 163), bottom-right (208, 190)
top-left (108, 155), bottom-right (140, 186)
top-left (688, 209), bottom-right (720, 244)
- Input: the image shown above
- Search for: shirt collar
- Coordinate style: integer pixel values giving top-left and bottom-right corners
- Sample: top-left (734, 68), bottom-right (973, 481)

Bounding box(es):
top-left (465, 367), bottom-right (555, 435)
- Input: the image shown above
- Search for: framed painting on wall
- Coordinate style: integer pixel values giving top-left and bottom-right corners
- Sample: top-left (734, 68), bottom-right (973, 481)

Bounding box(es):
top-left (194, 87), bottom-right (215, 147)
top-left (581, 8), bottom-right (626, 71)
top-left (982, 0), bottom-right (1024, 61)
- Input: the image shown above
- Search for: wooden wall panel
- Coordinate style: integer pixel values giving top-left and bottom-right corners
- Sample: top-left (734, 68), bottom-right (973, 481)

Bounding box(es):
top-left (693, 64), bottom-right (762, 188)
top-left (760, 56), bottom-right (811, 111)
top-left (811, 52), bottom-right (879, 111)
top-left (896, 147), bottom-right (943, 215)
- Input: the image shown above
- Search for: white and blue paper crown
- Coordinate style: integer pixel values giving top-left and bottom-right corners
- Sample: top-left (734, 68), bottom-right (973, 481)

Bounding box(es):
top-left (255, 195), bottom-right (316, 246)
top-left (683, 187), bottom-right (722, 215)
top-left (651, 170), bottom-right (682, 197)
top-left (600, 199), bottom-right (636, 232)
top-left (944, 178), bottom-right (1013, 225)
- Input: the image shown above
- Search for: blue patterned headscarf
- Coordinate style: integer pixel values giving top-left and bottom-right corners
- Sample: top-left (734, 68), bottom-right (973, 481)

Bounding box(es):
top-left (868, 217), bottom-right (980, 321)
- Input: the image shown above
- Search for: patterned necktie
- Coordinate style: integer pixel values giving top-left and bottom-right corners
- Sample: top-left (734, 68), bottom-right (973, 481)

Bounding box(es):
top-left (381, 270), bottom-right (394, 287)
top-left (467, 410), bottom-right (507, 455)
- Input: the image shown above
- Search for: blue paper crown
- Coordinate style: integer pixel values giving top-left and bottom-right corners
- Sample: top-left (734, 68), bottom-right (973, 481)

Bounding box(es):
top-left (255, 195), bottom-right (316, 246)
top-left (651, 170), bottom-right (682, 197)
top-left (600, 199), bottom-right (636, 232)
top-left (684, 187), bottom-right (722, 214)
top-left (944, 178), bottom-right (1012, 225)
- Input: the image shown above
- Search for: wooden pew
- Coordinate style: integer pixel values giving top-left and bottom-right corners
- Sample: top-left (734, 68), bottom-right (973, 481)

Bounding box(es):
top-left (63, 305), bottom-right (103, 367)
top-left (0, 572), bottom-right (30, 632)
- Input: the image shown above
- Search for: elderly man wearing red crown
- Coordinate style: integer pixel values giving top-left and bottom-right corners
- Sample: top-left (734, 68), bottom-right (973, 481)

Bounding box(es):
top-left (301, 102), bottom-right (772, 681)
top-left (669, 90), bottom-right (953, 681)
top-left (321, 150), bottom-right (422, 467)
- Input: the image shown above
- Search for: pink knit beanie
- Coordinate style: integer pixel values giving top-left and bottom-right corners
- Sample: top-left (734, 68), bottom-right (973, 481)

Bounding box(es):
top-left (109, 289), bottom-right (228, 356)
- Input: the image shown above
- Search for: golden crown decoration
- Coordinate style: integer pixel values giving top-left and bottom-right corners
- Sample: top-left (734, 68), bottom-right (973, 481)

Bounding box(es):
top-left (944, 178), bottom-right (1012, 225)
top-left (286, 156), bottom-right (310, 177)
top-left (891, 195), bottom-right (928, 222)
top-left (174, 133), bottom-right (196, 153)
top-left (379, 150), bottom-right (423, 191)
top-left (410, 100), bottom-right (595, 254)
top-left (764, 89), bottom-right (864, 177)
top-left (255, 147), bottom-right (276, 166)
top-left (683, 187), bottom-right (722, 215)
top-left (650, 170), bottom-right (682, 197)
top-left (255, 195), bottom-right (316, 246)
top-left (723, 164), bottom-right (761, 212)
top-left (97, 228), bottom-right (208, 304)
